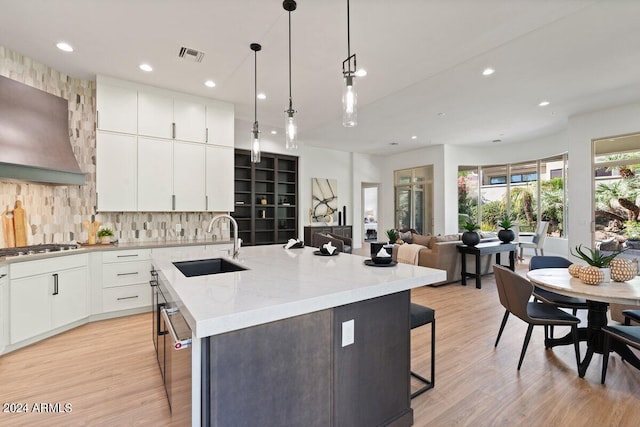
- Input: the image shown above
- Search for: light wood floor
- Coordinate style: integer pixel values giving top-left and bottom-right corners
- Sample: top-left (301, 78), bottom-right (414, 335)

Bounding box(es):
top-left (1, 259), bottom-right (640, 426)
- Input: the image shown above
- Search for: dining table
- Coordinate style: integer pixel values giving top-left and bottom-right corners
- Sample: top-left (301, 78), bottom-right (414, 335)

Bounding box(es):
top-left (527, 268), bottom-right (640, 378)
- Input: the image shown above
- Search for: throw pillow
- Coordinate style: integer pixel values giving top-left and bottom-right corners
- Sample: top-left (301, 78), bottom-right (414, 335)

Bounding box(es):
top-left (412, 234), bottom-right (432, 248)
top-left (399, 231), bottom-right (413, 243)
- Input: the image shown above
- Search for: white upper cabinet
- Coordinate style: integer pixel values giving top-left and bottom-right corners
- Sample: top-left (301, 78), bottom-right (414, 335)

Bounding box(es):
top-left (96, 132), bottom-right (137, 212)
top-left (174, 142), bottom-right (206, 211)
top-left (174, 98), bottom-right (207, 143)
top-left (139, 89), bottom-right (207, 143)
top-left (206, 146), bottom-right (234, 211)
top-left (138, 90), bottom-right (174, 139)
top-left (95, 77), bottom-right (235, 212)
top-left (138, 137), bottom-right (173, 211)
top-left (96, 76), bottom-right (137, 134)
top-left (206, 100), bottom-right (235, 147)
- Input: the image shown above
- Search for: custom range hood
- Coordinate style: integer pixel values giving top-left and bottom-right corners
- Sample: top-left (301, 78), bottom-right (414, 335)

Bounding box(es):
top-left (0, 75), bottom-right (85, 185)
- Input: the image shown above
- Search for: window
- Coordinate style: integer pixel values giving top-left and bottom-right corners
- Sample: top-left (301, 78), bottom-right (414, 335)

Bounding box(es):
top-left (458, 154), bottom-right (567, 236)
top-left (394, 166), bottom-right (433, 234)
top-left (593, 133), bottom-right (640, 247)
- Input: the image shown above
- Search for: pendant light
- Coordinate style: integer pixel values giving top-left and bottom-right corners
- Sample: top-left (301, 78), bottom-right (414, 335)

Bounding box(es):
top-left (342, 0), bottom-right (357, 127)
top-left (250, 43), bottom-right (262, 163)
top-left (283, 0), bottom-right (298, 150)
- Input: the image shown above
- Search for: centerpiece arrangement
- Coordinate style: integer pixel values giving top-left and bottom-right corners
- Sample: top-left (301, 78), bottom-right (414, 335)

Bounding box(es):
top-left (569, 244), bottom-right (634, 284)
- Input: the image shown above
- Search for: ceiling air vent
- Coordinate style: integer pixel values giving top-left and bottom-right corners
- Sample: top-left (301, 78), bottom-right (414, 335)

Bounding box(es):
top-left (178, 46), bottom-right (205, 63)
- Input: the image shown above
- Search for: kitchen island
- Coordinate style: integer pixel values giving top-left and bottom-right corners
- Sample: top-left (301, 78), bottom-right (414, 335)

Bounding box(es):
top-left (151, 245), bottom-right (446, 427)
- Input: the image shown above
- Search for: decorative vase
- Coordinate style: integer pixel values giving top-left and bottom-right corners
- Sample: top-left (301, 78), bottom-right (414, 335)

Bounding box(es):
top-left (568, 264), bottom-right (583, 278)
top-left (610, 258), bottom-right (638, 282)
top-left (579, 266), bottom-right (604, 285)
top-left (100, 236), bottom-right (111, 244)
top-left (498, 229), bottom-right (515, 244)
top-left (462, 231), bottom-right (480, 246)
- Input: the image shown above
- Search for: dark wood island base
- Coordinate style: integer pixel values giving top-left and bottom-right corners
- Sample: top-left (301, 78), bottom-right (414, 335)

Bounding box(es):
top-left (201, 291), bottom-right (413, 427)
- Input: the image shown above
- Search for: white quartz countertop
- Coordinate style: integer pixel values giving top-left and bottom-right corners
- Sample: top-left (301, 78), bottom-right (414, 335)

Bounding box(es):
top-left (151, 245), bottom-right (446, 338)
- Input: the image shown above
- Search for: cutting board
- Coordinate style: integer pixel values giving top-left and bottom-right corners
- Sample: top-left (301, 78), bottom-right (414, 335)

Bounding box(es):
top-left (2, 209), bottom-right (15, 248)
top-left (13, 201), bottom-right (28, 247)
top-left (2, 201), bottom-right (28, 248)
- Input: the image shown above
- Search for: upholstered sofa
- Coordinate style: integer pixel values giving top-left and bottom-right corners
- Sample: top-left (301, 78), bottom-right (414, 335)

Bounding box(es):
top-left (391, 231), bottom-right (499, 286)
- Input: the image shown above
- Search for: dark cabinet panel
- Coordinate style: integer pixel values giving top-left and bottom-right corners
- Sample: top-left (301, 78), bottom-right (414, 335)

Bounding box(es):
top-left (204, 311), bottom-right (332, 427)
top-left (201, 292), bottom-right (413, 426)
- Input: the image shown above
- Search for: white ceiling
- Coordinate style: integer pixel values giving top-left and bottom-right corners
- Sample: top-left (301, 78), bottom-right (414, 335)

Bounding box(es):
top-left (2, 0), bottom-right (640, 155)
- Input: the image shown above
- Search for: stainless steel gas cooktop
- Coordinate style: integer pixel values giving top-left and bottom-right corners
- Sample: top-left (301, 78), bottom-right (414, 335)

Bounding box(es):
top-left (0, 243), bottom-right (79, 258)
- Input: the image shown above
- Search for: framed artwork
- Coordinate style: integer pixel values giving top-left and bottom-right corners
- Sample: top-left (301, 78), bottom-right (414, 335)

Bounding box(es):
top-left (312, 178), bottom-right (338, 223)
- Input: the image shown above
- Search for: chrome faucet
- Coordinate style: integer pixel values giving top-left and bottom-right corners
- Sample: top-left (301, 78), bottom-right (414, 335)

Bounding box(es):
top-left (207, 214), bottom-right (240, 259)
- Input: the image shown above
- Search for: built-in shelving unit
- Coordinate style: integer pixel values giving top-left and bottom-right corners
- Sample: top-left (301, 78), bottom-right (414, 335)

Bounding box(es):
top-left (233, 150), bottom-right (298, 246)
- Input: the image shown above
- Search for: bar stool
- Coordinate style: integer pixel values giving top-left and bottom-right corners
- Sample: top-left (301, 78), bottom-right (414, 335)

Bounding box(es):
top-left (410, 303), bottom-right (435, 398)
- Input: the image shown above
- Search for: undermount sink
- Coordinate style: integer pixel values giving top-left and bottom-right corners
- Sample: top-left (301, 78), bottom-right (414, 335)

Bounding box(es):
top-left (173, 258), bottom-right (247, 277)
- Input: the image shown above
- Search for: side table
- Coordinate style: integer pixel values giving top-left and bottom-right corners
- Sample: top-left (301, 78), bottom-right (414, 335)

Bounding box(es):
top-left (457, 242), bottom-right (517, 289)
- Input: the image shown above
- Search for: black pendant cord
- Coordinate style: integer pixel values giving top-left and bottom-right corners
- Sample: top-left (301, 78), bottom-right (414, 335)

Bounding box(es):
top-left (346, 0), bottom-right (351, 59)
top-left (254, 49), bottom-right (257, 124)
top-left (288, 10), bottom-right (293, 111)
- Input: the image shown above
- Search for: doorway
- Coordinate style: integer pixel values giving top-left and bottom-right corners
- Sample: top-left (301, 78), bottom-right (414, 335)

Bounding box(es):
top-left (362, 183), bottom-right (380, 244)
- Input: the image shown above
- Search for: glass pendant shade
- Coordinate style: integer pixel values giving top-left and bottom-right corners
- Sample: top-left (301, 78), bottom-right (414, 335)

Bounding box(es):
top-left (250, 123), bottom-right (261, 163)
top-left (342, 75), bottom-right (357, 127)
top-left (285, 112), bottom-right (298, 150)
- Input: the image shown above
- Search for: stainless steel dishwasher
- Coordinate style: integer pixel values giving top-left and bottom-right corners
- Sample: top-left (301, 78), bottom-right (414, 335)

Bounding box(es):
top-left (157, 272), bottom-right (192, 424)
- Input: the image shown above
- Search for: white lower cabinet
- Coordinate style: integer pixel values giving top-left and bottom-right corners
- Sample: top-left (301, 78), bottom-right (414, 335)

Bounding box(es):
top-left (101, 249), bottom-right (151, 313)
top-left (0, 266), bottom-right (8, 351)
top-left (9, 255), bottom-right (88, 344)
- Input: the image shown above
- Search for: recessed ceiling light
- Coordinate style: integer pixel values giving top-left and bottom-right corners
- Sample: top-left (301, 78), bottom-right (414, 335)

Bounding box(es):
top-left (257, 93), bottom-right (266, 100)
top-left (539, 100), bottom-right (550, 107)
top-left (411, 136), bottom-right (417, 140)
top-left (139, 63), bottom-right (153, 72)
top-left (56, 42), bottom-right (74, 52)
top-left (355, 68), bottom-right (367, 77)
top-left (204, 80), bottom-right (216, 88)
top-left (482, 68), bottom-right (495, 76)
top-left (271, 130), bottom-right (277, 135)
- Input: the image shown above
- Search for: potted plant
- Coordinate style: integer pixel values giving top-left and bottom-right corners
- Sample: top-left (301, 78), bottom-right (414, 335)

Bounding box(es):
top-left (461, 220), bottom-right (480, 246)
top-left (386, 229), bottom-right (399, 245)
top-left (570, 244), bottom-right (622, 284)
top-left (497, 216), bottom-right (515, 243)
top-left (98, 227), bottom-right (114, 244)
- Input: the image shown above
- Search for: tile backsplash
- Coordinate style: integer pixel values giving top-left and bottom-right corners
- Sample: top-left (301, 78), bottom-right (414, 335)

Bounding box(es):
top-left (0, 46), bottom-right (228, 247)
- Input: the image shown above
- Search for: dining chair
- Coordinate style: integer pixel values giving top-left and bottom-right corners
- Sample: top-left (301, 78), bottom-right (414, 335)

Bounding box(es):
top-left (529, 256), bottom-right (588, 338)
top-left (601, 323), bottom-right (640, 384)
top-left (494, 255), bottom-right (578, 346)
top-left (519, 221), bottom-right (549, 260)
top-left (622, 309), bottom-right (640, 325)
top-left (493, 265), bottom-right (581, 371)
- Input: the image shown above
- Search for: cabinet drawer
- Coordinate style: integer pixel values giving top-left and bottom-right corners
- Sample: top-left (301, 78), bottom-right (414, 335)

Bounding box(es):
top-left (102, 249), bottom-right (151, 263)
top-left (103, 284), bottom-right (151, 313)
top-left (102, 261), bottom-right (151, 288)
top-left (10, 253), bottom-right (88, 279)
